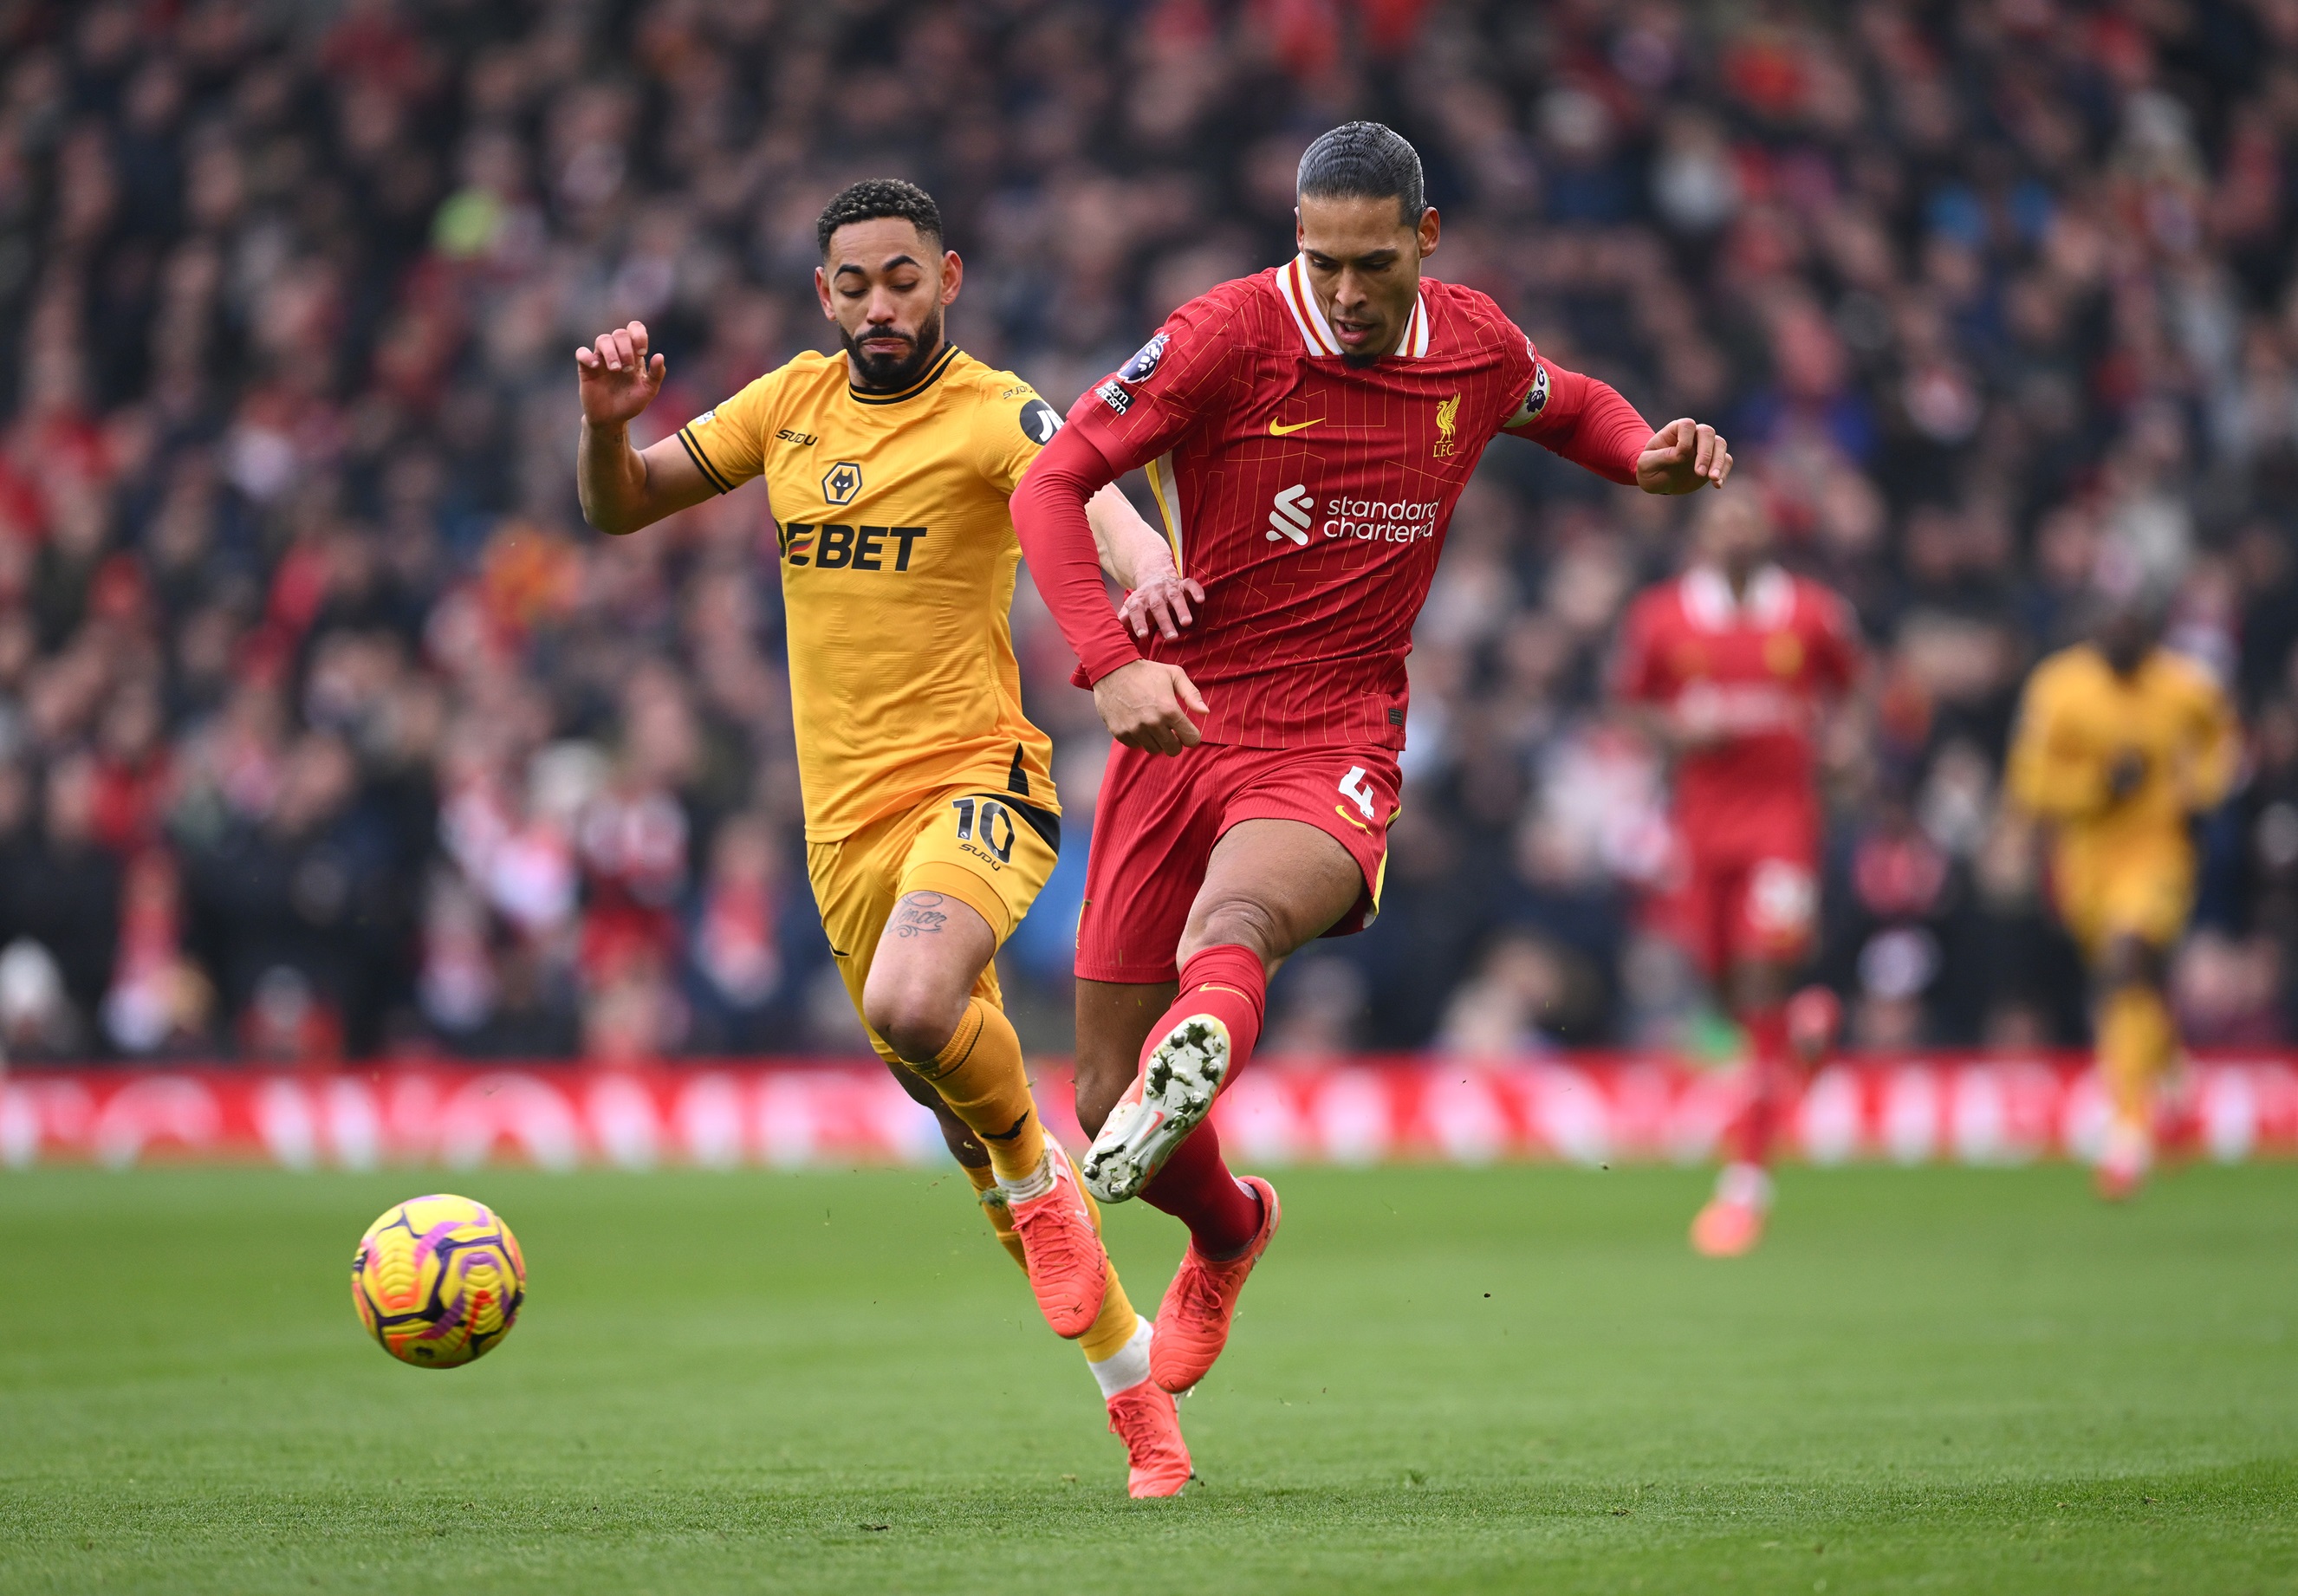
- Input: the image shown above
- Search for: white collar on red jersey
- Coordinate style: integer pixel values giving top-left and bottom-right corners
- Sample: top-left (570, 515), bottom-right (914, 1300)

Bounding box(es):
top-left (1275, 255), bottom-right (1431, 359)
top-left (1681, 563), bottom-right (1795, 631)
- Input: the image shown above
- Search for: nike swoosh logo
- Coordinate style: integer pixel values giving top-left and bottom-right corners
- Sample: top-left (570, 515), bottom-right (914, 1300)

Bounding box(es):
top-left (1269, 418), bottom-right (1324, 437)
top-left (984, 1112), bottom-right (1032, 1142)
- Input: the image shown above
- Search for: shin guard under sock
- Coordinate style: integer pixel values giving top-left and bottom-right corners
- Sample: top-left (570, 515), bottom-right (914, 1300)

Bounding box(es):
top-left (920, 997), bottom-right (1047, 1185)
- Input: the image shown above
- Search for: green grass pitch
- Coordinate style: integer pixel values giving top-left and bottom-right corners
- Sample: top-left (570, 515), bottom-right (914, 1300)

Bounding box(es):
top-left (3, 1161), bottom-right (2295, 1593)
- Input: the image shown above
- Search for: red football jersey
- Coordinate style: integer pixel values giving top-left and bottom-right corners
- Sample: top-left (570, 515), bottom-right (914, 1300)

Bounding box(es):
top-left (1613, 565), bottom-right (1860, 860)
top-left (1063, 260), bottom-right (1628, 750)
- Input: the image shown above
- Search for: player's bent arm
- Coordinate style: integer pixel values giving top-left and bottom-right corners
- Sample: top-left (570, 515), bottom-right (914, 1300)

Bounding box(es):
top-left (1013, 423), bottom-right (1147, 684)
top-left (1014, 426), bottom-right (1206, 751)
top-left (1503, 361), bottom-right (1730, 494)
top-left (2185, 683), bottom-right (2242, 814)
top-left (2005, 684), bottom-right (2106, 821)
top-left (1085, 483), bottom-right (1171, 587)
top-left (577, 425), bottom-right (716, 535)
top-left (1085, 483), bottom-right (1203, 642)
top-left (573, 320), bottom-right (717, 535)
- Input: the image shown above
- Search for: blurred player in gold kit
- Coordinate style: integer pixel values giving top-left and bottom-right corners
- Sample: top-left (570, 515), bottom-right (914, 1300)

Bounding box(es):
top-left (2009, 596), bottom-right (2238, 1200)
top-left (574, 178), bottom-right (1200, 1495)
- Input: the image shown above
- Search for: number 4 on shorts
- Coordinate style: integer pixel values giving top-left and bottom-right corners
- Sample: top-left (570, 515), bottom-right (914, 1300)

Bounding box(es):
top-left (1337, 765), bottom-right (1376, 821)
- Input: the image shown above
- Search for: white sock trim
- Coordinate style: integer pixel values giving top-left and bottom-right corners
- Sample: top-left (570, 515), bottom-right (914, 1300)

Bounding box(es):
top-left (1088, 1316), bottom-right (1154, 1398)
top-left (999, 1147), bottom-right (1058, 1204)
top-left (1716, 1162), bottom-right (1774, 1209)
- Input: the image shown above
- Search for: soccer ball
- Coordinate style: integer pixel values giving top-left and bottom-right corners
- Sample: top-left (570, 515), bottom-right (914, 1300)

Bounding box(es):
top-left (352, 1194), bottom-right (526, 1368)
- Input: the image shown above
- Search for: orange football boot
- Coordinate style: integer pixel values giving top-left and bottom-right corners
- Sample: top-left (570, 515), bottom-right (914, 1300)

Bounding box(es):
top-left (1691, 1163), bottom-right (1773, 1257)
top-left (1690, 1196), bottom-right (1768, 1257)
top-left (1106, 1377), bottom-right (1194, 1498)
top-left (1007, 1145), bottom-right (1110, 1339)
top-left (1150, 1175), bottom-right (1280, 1393)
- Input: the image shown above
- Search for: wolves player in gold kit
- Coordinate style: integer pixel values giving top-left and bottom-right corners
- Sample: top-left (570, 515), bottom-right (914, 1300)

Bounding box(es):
top-left (574, 179), bottom-right (1195, 1495)
top-left (2009, 596), bottom-right (2238, 1200)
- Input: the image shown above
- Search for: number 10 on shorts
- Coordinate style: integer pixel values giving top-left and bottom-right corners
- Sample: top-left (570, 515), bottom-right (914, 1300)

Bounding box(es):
top-left (951, 795), bottom-right (1016, 864)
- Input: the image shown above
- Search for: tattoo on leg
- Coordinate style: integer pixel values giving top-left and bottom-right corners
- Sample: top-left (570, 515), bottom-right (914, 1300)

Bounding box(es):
top-left (892, 892), bottom-right (949, 938)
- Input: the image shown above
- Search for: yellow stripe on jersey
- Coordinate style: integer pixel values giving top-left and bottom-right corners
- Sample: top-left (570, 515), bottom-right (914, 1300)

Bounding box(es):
top-left (676, 348), bottom-right (1061, 841)
top-left (1142, 451), bottom-right (1185, 574)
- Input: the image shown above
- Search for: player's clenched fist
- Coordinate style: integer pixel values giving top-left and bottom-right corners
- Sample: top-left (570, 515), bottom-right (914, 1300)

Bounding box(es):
top-left (1635, 418), bottom-right (1733, 495)
top-left (1094, 659), bottom-right (1206, 756)
top-left (574, 320), bottom-right (666, 427)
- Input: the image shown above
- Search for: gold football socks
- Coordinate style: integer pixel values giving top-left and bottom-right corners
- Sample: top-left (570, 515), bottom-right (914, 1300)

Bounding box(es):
top-left (963, 1160), bottom-right (1029, 1270)
top-left (918, 997), bottom-right (1048, 1184)
top-left (2098, 983), bottom-right (2176, 1133)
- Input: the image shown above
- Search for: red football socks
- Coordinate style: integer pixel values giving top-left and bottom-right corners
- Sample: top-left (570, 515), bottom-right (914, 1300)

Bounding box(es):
top-left (1137, 944), bottom-right (1268, 1258)
top-left (1141, 1118), bottom-right (1261, 1257)
top-left (1730, 1006), bottom-right (1791, 1168)
top-left (1156, 944), bottom-right (1268, 1072)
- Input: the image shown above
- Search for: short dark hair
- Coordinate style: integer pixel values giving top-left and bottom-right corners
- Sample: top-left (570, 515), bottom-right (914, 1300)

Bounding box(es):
top-left (816, 178), bottom-right (944, 256)
top-left (1296, 121), bottom-right (1426, 227)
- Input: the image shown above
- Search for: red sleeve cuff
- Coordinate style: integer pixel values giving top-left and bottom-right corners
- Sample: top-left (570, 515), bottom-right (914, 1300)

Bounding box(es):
top-left (1011, 423), bottom-right (1141, 688)
top-left (1076, 636), bottom-right (1141, 685)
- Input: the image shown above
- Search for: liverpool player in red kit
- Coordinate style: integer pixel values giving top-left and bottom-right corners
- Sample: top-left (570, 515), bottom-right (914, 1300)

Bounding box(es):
top-left (1011, 122), bottom-right (1734, 1396)
top-left (1614, 494), bottom-right (1861, 1257)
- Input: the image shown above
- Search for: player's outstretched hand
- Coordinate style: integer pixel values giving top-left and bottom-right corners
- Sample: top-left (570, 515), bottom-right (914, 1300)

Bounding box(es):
top-left (1094, 659), bottom-right (1205, 756)
top-left (575, 320), bottom-right (666, 427)
top-left (1119, 570), bottom-right (1207, 643)
top-left (1636, 418), bottom-right (1732, 495)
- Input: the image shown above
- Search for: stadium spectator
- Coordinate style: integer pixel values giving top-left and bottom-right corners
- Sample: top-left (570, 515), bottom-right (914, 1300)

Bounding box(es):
top-left (0, 0), bottom-right (2292, 1060)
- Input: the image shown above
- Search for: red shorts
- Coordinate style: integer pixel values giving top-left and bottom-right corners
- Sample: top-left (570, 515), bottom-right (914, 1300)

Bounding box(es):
top-left (1660, 845), bottom-right (1820, 977)
top-left (1076, 740), bottom-right (1401, 983)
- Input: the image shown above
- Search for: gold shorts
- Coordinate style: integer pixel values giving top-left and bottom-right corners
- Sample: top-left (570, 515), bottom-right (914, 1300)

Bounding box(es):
top-left (807, 788), bottom-right (1060, 1060)
top-left (2054, 837), bottom-right (2194, 958)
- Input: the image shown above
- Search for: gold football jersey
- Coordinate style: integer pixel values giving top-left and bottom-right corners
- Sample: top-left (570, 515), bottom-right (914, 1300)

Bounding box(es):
top-left (678, 346), bottom-right (1065, 840)
top-left (2008, 642), bottom-right (2237, 858)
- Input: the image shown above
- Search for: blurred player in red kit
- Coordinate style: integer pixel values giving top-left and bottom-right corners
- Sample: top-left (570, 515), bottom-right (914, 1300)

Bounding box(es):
top-left (1613, 494), bottom-right (1862, 1257)
top-left (1012, 121), bottom-right (1735, 1398)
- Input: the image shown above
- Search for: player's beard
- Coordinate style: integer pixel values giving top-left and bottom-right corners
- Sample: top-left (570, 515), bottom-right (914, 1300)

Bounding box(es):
top-left (841, 307), bottom-right (945, 393)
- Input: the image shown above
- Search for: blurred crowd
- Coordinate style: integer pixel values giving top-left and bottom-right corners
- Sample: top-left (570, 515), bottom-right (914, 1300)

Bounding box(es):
top-left (3, 0), bottom-right (2297, 1064)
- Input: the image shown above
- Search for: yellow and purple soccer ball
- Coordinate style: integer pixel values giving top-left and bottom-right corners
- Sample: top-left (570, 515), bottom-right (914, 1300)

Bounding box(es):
top-left (352, 1194), bottom-right (525, 1368)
